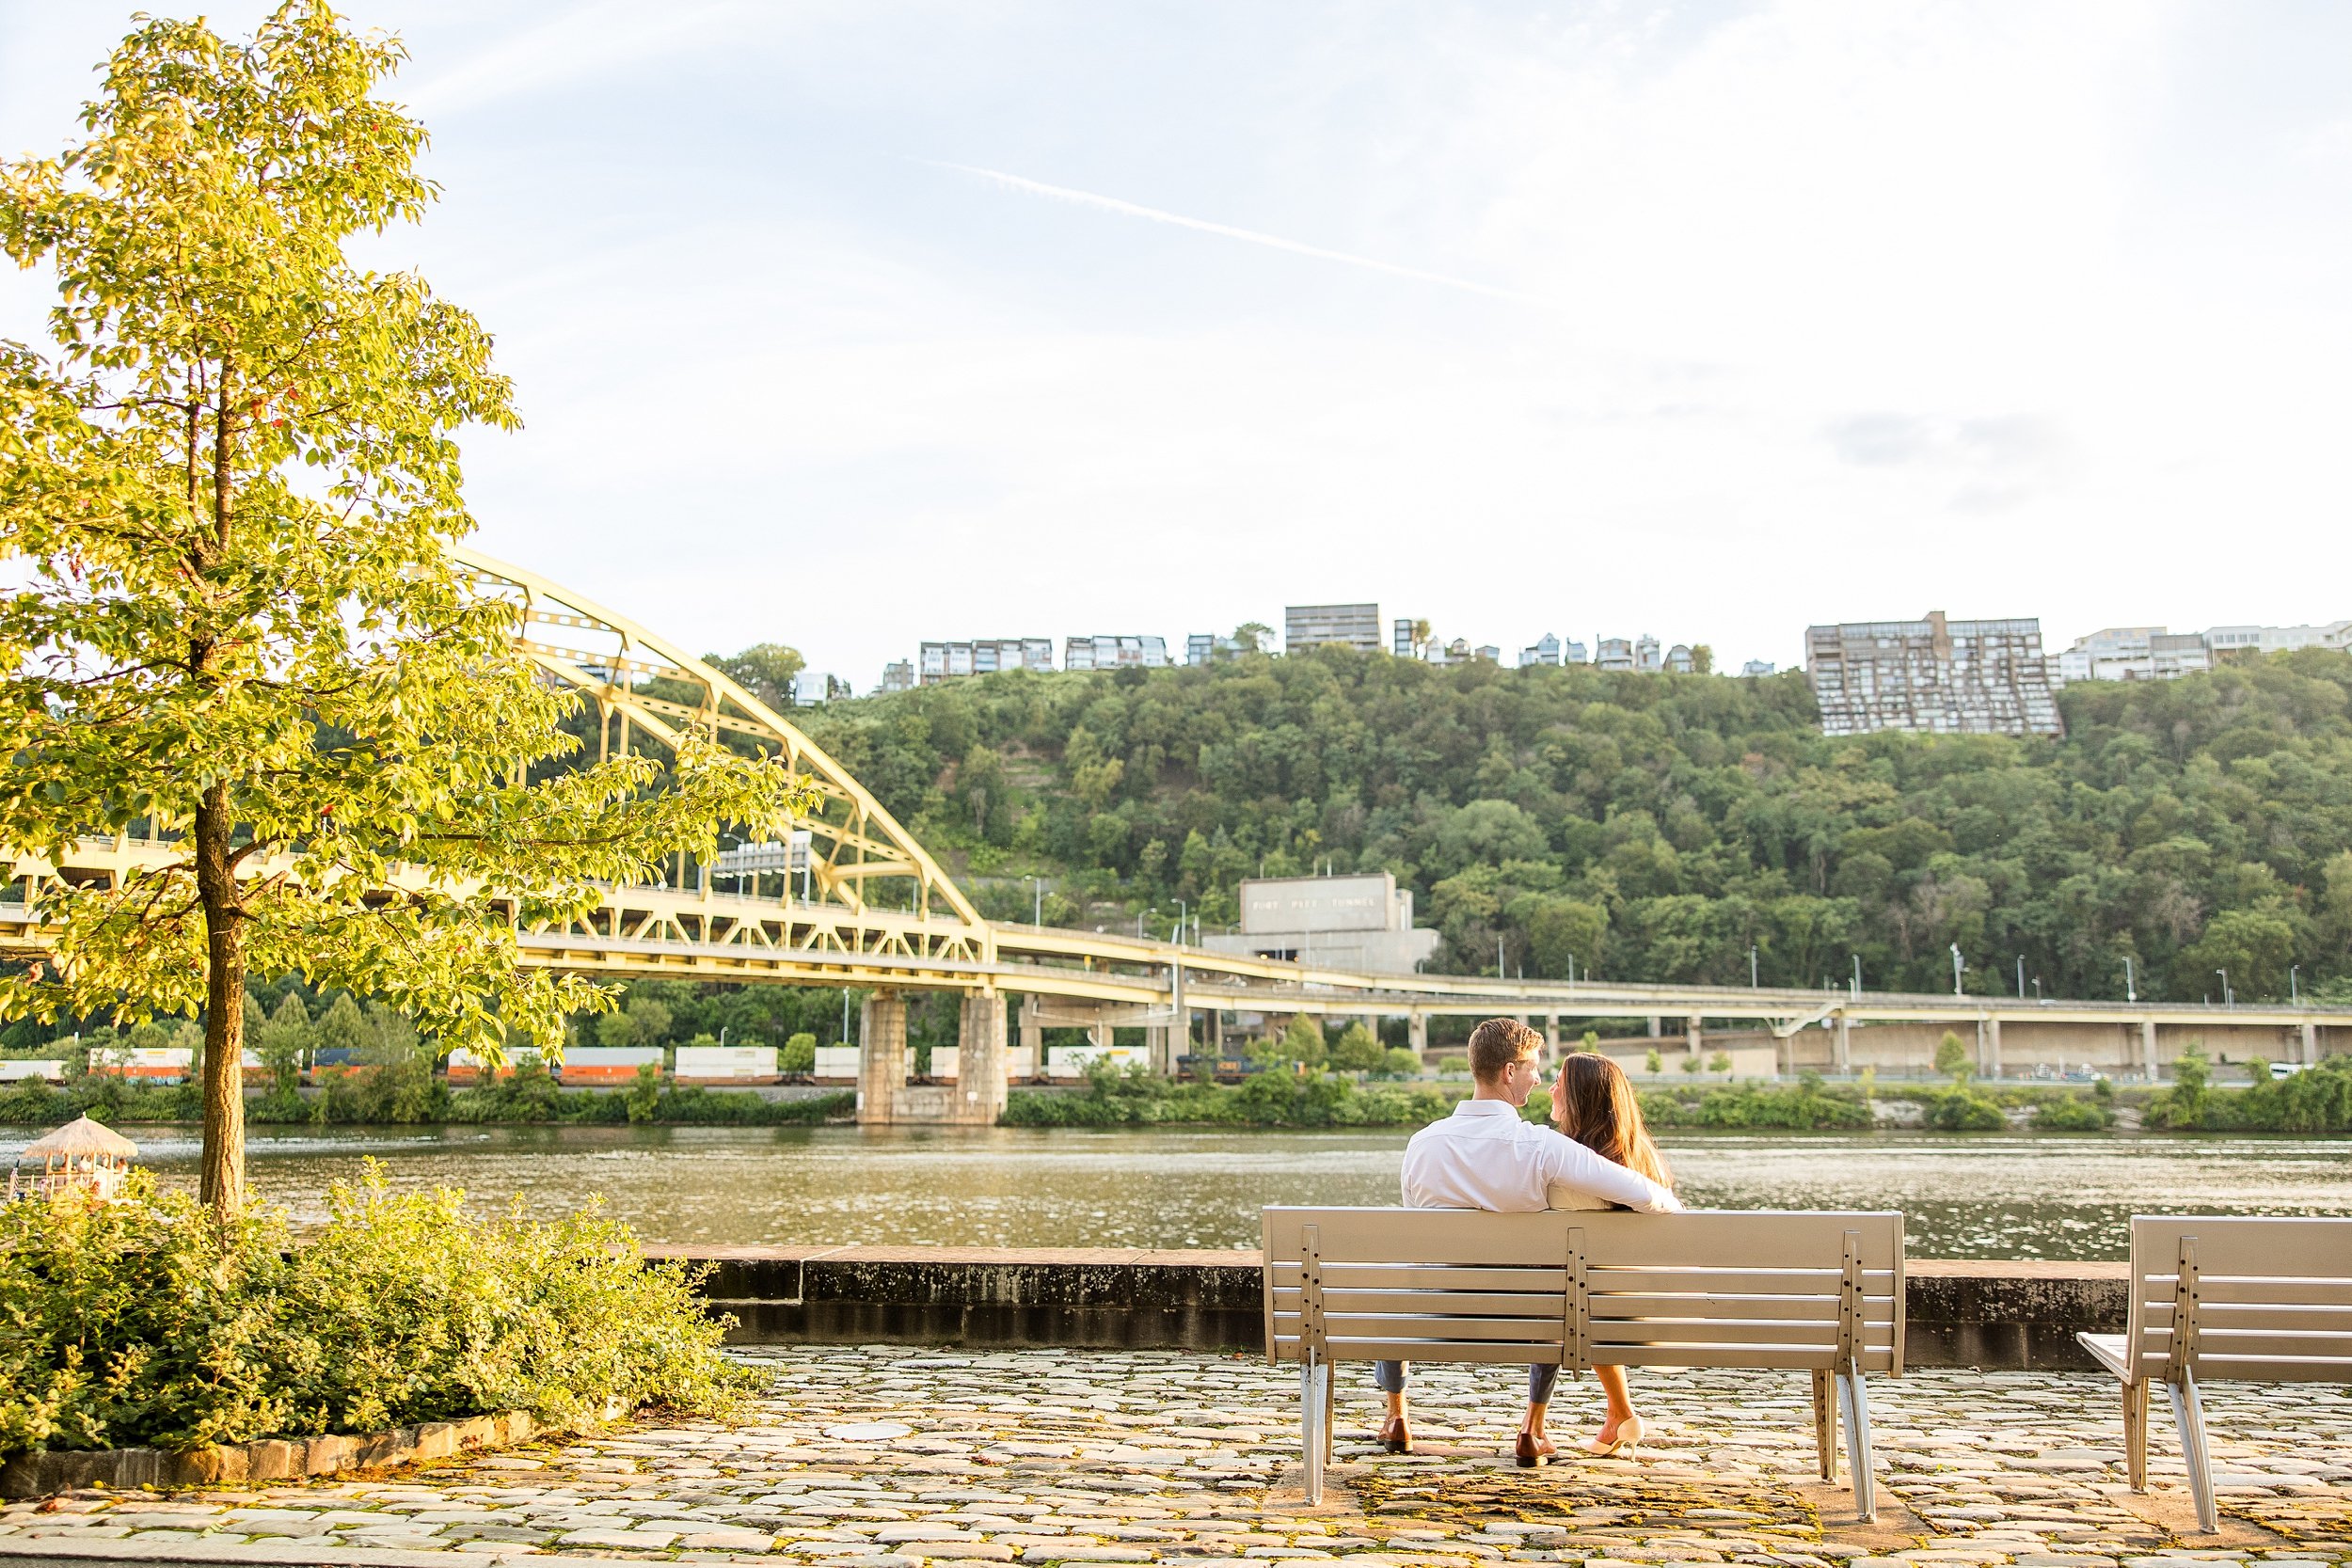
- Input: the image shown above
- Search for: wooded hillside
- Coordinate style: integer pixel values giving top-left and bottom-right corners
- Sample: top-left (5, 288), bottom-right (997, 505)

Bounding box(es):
top-left (797, 647), bottom-right (2352, 1004)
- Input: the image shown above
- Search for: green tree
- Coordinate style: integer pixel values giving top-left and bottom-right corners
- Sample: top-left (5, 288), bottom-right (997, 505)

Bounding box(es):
top-left (1934, 1031), bottom-right (1972, 1084)
top-left (780, 1032), bottom-right (817, 1074)
top-left (255, 992), bottom-right (311, 1098)
top-left (314, 992), bottom-right (369, 1059)
top-left (0, 5), bottom-right (803, 1218)
top-left (1328, 1022), bottom-right (1384, 1071)
top-left (707, 642), bottom-right (804, 712)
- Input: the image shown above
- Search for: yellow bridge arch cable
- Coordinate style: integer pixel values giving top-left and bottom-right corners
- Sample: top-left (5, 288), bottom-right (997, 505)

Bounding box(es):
top-left (449, 545), bottom-right (985, 930)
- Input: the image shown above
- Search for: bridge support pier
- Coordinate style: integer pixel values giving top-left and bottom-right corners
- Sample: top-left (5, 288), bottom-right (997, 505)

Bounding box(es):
top-left (2142, 1020), bottom-right (2160, 1080)
top-left (856, 990), bottom-right (908, 1124)
top-left (1019, 995), bottom-right (1042, 1077)
top-left (952, 992), bottom-right (1009, 1125)
top-left (1544, 1014), bottom-right (1560, 1058)
top-left (1408, 1013), bottom-right (1427, 1055)
top-left (1686, 1016), bottom-right (1702, 1057)
top-left (1834, 1013), bottom-right (1851, 1073)
top-left (1981, 1018), bottom-right (2003, 1079)
top-left (2304, 1021), bottom-right (2320, 1066)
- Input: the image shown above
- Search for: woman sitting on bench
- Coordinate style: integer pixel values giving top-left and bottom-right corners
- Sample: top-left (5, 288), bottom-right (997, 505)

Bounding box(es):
top-left (1545, 1052), bottom-right (1677, 1461)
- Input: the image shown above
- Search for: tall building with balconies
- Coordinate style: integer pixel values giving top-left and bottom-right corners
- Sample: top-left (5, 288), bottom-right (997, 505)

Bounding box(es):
top-left (1806, 611), bottom-right (2062, 737)
top-left (1285, 603), bottom-right (1382, 653)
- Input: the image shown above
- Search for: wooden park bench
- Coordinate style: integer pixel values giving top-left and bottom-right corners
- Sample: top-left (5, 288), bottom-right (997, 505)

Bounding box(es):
top-left (2078, 1215), bottom-right (2352, 1534)
top-left (1263, 1207), bottom-right (1903, 1512)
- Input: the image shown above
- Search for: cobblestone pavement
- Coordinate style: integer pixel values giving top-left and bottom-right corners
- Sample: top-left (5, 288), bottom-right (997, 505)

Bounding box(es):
top-left (3, 1348), bottom-right (2348, 1566)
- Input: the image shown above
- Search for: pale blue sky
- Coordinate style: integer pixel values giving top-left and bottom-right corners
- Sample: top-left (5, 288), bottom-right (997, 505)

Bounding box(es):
top-left (4, 2), bottom-right (2348, 684)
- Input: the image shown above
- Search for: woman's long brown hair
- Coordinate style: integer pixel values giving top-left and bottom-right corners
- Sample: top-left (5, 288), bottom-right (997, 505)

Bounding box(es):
top-left (1554, 1053), bottom-right (1673, 1189)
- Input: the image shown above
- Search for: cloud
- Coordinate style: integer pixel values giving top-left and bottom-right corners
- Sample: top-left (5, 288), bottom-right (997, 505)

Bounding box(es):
top-left (919, 160), bottom-right (1563, 313)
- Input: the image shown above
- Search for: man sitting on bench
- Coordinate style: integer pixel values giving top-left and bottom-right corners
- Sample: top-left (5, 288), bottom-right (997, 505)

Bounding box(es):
top-left (1377, 1018), bottom-right (1683, 1465)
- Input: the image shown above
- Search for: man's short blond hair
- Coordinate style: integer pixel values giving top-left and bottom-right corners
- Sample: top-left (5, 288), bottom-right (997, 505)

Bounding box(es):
top-left (1468, 1018), bottom-right (1543, 1084)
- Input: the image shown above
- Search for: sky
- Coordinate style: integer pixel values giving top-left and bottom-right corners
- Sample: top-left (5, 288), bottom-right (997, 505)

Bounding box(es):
top-left (2, 1), bottom-right (2349, 686)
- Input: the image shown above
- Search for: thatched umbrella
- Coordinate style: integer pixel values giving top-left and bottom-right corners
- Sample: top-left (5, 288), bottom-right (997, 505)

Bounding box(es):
top-left (22, 1116), bottom-right (138, 1163)
top-left (10, 1115), bottom-right (137, 1201)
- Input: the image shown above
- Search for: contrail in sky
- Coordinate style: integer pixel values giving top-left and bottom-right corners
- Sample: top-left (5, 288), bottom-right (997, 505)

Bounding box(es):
top-left (923, 160), bottom-right (1557, 311)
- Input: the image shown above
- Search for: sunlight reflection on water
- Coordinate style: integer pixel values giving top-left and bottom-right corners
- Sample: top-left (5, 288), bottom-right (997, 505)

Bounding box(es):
top-left (6, 1122), bottom-right (2342, 1258)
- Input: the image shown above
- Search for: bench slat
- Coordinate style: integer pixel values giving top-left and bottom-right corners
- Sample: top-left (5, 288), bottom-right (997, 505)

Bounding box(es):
top-left (1274, 1311), bottom-right (1572, 1344)
top-left (1591, 1291), bottom-right (1896, 1323)
top-left (1593, 1343), bottom-right (1899, 1371)
top-left (1271, 1287), bottom-right (1567, 1318)
top-left (2130, 1217), bottom-right (2352, 1281)
top-left (1271, 1337), bottom-right (1568, 1366)
top-left (2140, 1278), bottom-right (2352, 1308)
top-left (1590, 1321), bottom-right (1892, 1349)
top-left (1588, 1267), bottom-right (1898, 1297)
top-left (2145, 1304), bottom-right (2352, 1333)
top-left (1270, 1263), bottom-right (1569, 1291)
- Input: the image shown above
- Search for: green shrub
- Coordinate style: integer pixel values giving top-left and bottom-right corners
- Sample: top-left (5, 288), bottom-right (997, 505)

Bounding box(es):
top-left (1376, 1048), bottom-right (1423, 1078)
top-left (2033, 1094), bottom-right (2113, 1132)
top-left (780, 1032), bottom-right (818, 1073)
top-left (1925, 1088), bottom-right (2008, 1131)
top-left (0, 1168), bottom-right (757, 1456)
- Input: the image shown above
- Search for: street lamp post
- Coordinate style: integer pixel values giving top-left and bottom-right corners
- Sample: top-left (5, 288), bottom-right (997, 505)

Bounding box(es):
top-left (1851, 955), bottom-right (1861, 999)
top-left (2124, 957), bottom-right (2136, 1003)
top-left (1750, 945), bottom-right (1759, 988)
top-left (2217, 968), bottom-right (2233, 1006)
top-left (1172, 899), bottom-right (1188, 945)
top-left (2291, 964), bottom-right (2300, 1005)
top-left (1950, 943), bottom-right (1964, 996)
top-left (1025, 875), bottom-right (1043, 926)
top-left (2031, 978), bottom-right (2042, 1002)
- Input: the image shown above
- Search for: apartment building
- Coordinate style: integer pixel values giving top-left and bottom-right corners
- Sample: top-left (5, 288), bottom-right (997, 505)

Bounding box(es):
top-left (1806, 611), bottom-right (2063, 737)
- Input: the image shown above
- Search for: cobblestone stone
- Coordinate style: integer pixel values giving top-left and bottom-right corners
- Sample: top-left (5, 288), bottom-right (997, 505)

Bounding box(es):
top-left (3, 1351), bottom-right (2348, 1563)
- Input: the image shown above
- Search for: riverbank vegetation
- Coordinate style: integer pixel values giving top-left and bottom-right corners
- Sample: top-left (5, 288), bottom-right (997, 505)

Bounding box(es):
top-left (0, 1068), bottom-right (850, 1131)
top-left (2143, 1043), bottom-right (2352, 1132)
top-left (0, 1170), bottom-right (755, 1456)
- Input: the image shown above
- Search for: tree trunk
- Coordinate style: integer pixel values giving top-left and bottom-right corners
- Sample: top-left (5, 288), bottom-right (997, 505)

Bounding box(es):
top-left (194, 779), bottom-right (246, 1222)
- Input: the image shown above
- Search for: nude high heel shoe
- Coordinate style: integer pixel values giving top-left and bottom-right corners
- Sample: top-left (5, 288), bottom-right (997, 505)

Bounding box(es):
top-left (1581, 1413), bottom-right (1645, 1457)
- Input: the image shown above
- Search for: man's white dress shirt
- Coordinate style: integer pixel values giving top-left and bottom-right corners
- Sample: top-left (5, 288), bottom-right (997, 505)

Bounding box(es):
top-left (1400, 1099), bottom-right (1682, 1213)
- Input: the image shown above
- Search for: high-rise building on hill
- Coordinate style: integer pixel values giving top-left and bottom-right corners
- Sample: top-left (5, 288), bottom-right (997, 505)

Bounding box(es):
top-left (1185, 632), bottom-right (1246, 665)
top-left (1806, 611), bottom-right (2061, 737)
top-left (1285, 603), bottom-right (1381, 653)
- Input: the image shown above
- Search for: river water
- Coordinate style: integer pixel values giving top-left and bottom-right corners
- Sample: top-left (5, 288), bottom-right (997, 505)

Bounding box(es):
top-left (8, 1123), bottom-right (2344, 1259)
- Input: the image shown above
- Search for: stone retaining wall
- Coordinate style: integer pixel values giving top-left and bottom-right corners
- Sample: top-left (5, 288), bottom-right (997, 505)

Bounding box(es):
top-left (0, 1411), bottom-right (541, 1500)
top-left (652, 1245), bottom-right (2129, 1371)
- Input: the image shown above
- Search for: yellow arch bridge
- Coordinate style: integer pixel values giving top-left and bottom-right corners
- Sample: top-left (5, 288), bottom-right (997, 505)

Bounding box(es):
top-left (7, 547), bottom-right (2345, 1121)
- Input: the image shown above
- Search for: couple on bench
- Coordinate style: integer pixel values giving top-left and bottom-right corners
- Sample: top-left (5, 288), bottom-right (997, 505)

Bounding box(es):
top-left (1376, 1017), bottom-right (1682, 1467)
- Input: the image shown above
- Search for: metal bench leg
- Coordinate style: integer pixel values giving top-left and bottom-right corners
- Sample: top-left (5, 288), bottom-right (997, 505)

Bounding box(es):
top-left (2123, 1377), bottom-right (2148, 1493)
top-left (1836, 1364), bottom-right (1876, 1523)
top-left (1300, 1354), bottom-right (1327, 1505)
top-left (1811, 1369), bottom-right (1838, 1481)
top-left (2166, 1372), bottom-right (2216, 1534)
top-left (1323, 1354), bottom-right (1338, 1465)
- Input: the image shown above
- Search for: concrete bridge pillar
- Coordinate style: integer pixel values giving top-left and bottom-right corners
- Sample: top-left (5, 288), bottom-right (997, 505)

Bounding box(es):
top-left (1834, 1013), bottom-right (1851, 1073)
top-left (1019, 995), bottom-right (1043, 1077)
top-left (856, 990), bottom-right (908, 1124)
top-left (953, 992), bottom-right (1009, 1125)
top-left (1408, 1013), bottom-right (1427, 1054)
top-left (2142, 1020), bottom-right (2160, 1080)
top-left (1545, 1014), bottom-right (1560, 1058)
top-left (1982, 1018), bottom-right (2003, 1079)
top-left (1686, 1016), bottom-right (1703, 1057)
top-left (1648, 1016), bottom-right (1662, 1038)
top-left (2304, 1021), bottom-right (2320, 1066)
top-left (1148, 1025), bottom-right (1173, 1076)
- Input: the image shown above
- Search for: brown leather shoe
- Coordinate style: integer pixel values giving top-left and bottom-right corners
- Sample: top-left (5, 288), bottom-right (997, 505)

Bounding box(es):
top-left (1376, 1413), bottom-right (1412, 1452)
top-left (1515, 1430), bottom-right (1555, 1468)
